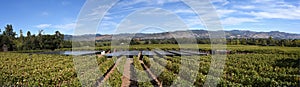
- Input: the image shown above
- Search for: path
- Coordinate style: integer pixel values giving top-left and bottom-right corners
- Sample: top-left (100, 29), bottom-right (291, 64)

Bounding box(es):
top-left (121, 58), bottom-right (133, 87)
top-left (140, 60), bottom-right (162, 87)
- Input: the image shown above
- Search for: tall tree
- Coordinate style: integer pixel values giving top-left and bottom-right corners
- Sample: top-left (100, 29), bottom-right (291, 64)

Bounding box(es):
top-left (24, 31), bottom-right (32, 50)
top-left (241, 38), bottom-right (247, 45)
top-left (3, 24), bottom-right (16, 37)
top-left (293, 40), bottom-right (300, 47)
top-left (0, 29), bottom-right (2, 50)
top-left (38, 30), bottom-right (44, 49)
top-left (54, 31), bottom-right (63, 49)
top-left (268, 36), bottom-right (275, 46)
top-left (19, 29), bottom-right (24, 41)
top-left (15, 29), bottom-right (25, 50)
top-left (2, 24), bottom-right (16, 51)
top-left (26, 31), bottom-right (31, 37)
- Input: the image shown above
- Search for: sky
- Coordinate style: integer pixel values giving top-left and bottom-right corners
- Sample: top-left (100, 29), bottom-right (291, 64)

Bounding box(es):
top-left (0, 0), bottom-right (300, 35)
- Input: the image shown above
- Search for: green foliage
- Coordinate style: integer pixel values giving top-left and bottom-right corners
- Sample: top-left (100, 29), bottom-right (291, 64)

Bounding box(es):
top-left (101, 56), bottom-right (125, 87)
top-left (142, 56), bottom-right (151, 67)
top-left (106, 69), bottom-right (122, 87)
top-left (0, 24), bottom-right (17, 51)
top-left (151, 53), bottom-right (299, 86)
top-left (98, 57), bottom-right (116, 75)
top-left (133, 56), bottom-right (153, 87)
top-left (0, 24), bottom-right (68, 51)
top-left (0, 52), bottom-right (81, 86)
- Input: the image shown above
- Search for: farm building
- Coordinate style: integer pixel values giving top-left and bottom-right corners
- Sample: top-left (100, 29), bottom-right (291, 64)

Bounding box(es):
top-left (154, 50), bottom-right (174, 57)
top-left (142, 51), bottom-right (156, 58)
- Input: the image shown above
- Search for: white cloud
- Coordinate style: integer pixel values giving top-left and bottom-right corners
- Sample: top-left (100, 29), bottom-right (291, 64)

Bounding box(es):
top-left (216, 9), bottom-right (236, 17)
top-left (41, 12), bottom-right (49, 16)
top-left (211, 0), bottom-right (229, 6)
top-left (61, 1), bottom-right (70, 6)
top-left (138, 8), bottom-right (173, 15)
top-left (221, 17), bottom-right (258, 25)
top-left (53, 23), bottom-right (76, 30)
top-left (217, 0), bottom-right (300, 19)
top-left (156, 0), bottom-right (181, 5)
top-left (216, 0), bottom-right (300, 24)
top-left (173, 9), bottom-right (194, 14)
top-left (253, 0), bottom-right (281, 3)
top-left (186, 18), bottom-right (203, 28)
top-left (87, 5), bottom-right (111, 16)
top-left (116, 0), bottom-right (149, 7)
top-left (36, 24), bottom-right (51, 29)
top-left (234, 5), bottom-right (256, 9)
top-left (35, 23), bottom-right (76, 30)
top-left (74, 0), bottom-right (300, 34)
top-left (117, 0), bottom-right (180, 6)
top-left (246, 6), bottom-right (300, 20)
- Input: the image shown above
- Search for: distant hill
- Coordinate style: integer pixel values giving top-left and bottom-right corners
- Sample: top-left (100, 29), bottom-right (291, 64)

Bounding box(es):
top-left (64, 30), bottom-right (300, 41)
top-left (224, 30), bottom-right (300, 39)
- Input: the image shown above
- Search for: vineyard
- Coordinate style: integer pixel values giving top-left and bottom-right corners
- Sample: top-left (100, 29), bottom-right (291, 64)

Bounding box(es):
top-left (0, 52), bottom-right (80, 86)
top-left (0, 45), bottom-right (299, 86)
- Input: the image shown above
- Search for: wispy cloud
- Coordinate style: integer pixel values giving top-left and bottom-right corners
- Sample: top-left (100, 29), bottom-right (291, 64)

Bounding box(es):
top-left (61, 1), bottom-right (70, 6)
top-left (36, 23), bottom-right (76, 30)
top-left (210, 0), bottom-right (300, 27)
top-left (211, 0), bottom-right (229, 6)
top-left (216, 9), bottom-right (236, 17)
top-left (41, 12), bottom-right (49, 16)
top-left (233, 5), bottom-right (256, 9)
top-left (243, 1), bottom-right (300, 20)
top-left (248, 9), bottom-right (300, 20)
top-left (173, 9), bottom-right (194, 14)
top-left (221, 17), bottom-right (258, 25)
top-left (80, 0), bottom-right (300, 34)
top-left (253, 0), bottom-right (279, 3)
top-left (53, 23), bottom-right (76, 30)
top-left (35, 24), bottom-right (51, 28)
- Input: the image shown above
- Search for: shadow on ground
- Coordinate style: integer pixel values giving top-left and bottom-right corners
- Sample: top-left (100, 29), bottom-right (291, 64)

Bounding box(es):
top-left (274, 58), bottom-right (300, 68)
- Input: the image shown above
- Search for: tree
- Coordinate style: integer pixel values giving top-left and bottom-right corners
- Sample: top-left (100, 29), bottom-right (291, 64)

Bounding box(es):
top-left (292, 40), bottom-right (300, 47)
top-left (236, 39), bottom-right (240, 45)
top-left (241, 38), bottom-right (247, 45)
top-left (19, 29), bottom-right (24, 42)
top-left (54, 31), bottom-right (64, 49)
top-left (38, 30), bottom-right (44, 49)
top-left (130, 39), bottom-right (140, 45)
top-left (3, 24), bottom-right (16, 37)
top-left (15, 29), bottom-right (25, 50)
top-left (0, 29), bottom-right (2, 51)
top-left (284, 40), bottom-right (292, 47)
top-left (268, 36), bottom-right (275, 46)
top-left (26, 31), bottom-right (31, 37)
top-left (279, 40), bottom-right (285, 47)
top-left (24, 31), bottom-right (32, 50)
top-left (261, 39), bottom-right (268, 46)
top-left (2, 24), bottom-right (16, 51)
top-left (0, 24), bottom-right (73, 51)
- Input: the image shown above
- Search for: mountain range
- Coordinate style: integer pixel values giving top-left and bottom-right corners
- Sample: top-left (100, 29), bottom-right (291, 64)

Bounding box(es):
top-left (64, 30), bottom-right (300, 41)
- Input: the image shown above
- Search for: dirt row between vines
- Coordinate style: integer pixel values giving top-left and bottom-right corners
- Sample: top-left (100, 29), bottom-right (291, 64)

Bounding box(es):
top-left (121, 58), bottom-right (133, 87)
top-left (140, 60), bottom-right (162, 87)
top-left (96, 52), bottom-right (162, 87)
top-left (122, 52), bottom-right (162, 87)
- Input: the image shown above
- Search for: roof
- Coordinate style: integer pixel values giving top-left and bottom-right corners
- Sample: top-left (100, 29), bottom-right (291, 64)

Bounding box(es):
top-left (105, 51), bottom-right (126, 57)
top-left (167, 50), bottom-right (192, 56)
top-left (142, 51), bottom-right (156, 56)
top-left (181, 50), bottom-right (208, 55)
top-left (154, 50), bottom-right (174, 56)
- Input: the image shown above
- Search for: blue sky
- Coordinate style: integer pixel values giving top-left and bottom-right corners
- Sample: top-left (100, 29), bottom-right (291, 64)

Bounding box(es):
top-left (0, 0), bottom-right (300, 35)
